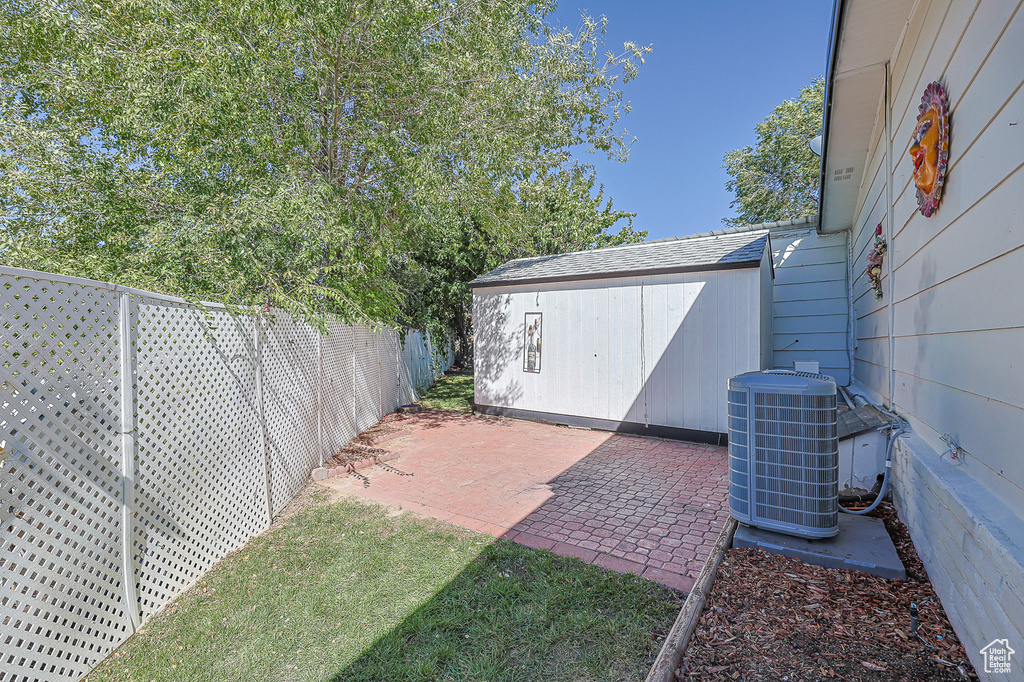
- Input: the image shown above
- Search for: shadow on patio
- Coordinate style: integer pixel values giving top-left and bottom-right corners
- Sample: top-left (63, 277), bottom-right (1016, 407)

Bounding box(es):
top-left (321, 409), bottom-right (730, 594)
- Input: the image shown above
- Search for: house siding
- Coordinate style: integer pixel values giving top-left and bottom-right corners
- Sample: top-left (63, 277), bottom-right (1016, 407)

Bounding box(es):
top-left (769, 226), bottom-right (850, 383)
top-left (759, 244), bottom-right (774, 372)
top-left (845, 0), bottom-right (1024, 673)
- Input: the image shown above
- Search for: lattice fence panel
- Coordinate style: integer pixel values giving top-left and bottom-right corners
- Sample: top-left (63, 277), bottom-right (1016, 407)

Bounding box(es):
top-left (397, 332), bottom-right (418, 406)
top-left (321, 321), bottom-right (357, 459)
top-left (131, 299), bottom-right (266, 620)
top-left (434, 335), bottom-right (454, 377)
top-left (352, 327), bottom-right (381, 433)
top-left (413, 331), bottom-right (435, 395)
top-left (416, 331), bottom-right (433, 395)
top-left (0, 267), bottom-right (449, 682)
top-left (378, 330), bottom-right (401, 415)
top-left (261, 315), bottom-right (320, 514)
top-left (0, 275), bottom-right (133, 681)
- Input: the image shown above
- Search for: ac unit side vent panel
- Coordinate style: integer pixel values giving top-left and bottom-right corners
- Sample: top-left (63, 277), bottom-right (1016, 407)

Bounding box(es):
top-left (728, 371), bottom-right (839, 539)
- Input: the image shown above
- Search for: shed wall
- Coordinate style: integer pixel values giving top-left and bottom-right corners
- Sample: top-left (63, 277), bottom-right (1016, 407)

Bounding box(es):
top-left (473, 267), bottom-right (765, 435)
top-left (844, 0), bottom-right (1024, 671)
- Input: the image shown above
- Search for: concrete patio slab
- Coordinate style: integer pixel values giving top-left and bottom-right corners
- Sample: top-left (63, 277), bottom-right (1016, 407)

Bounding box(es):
top-left (320, 410), bottom-right (729, 593)
top-left (733, 513), bottom-right (907, 580)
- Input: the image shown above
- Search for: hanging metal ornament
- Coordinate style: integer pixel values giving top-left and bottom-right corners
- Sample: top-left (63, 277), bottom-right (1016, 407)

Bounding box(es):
top-left (908, 81), bottom-right (950, 217)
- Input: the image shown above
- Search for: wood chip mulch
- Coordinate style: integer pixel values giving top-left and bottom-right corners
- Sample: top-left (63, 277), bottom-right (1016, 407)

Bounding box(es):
top-left (678, 504), bottom-right (977, 681)
top-left (321, 412), bottom-right (411, 468)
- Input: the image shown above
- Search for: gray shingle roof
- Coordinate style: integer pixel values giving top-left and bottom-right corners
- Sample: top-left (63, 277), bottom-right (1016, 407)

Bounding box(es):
top-left (469, 230), bottom-right (770, 288)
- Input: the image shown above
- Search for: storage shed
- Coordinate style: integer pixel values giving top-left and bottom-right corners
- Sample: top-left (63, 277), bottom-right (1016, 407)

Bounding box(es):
top-left (470, 230), bottom-right (774, 443)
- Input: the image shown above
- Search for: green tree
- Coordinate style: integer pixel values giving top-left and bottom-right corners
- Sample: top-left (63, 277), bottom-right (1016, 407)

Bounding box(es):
top-left (403, 169), bottom-right (645, 362)
top-left (722, 77), bottom-right (824, 226)
top-left (1, 0), bottom-right (649, 327)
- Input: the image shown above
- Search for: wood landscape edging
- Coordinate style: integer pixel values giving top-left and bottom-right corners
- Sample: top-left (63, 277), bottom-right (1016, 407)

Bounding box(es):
top-left (645, 517), bottom-right (738, 682)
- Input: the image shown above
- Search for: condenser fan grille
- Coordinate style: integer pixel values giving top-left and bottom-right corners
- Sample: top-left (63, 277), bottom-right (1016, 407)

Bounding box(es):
top-left (728, 372), bottom-right (839, 538)
top-left (727, 390), bottom-right (750, 518)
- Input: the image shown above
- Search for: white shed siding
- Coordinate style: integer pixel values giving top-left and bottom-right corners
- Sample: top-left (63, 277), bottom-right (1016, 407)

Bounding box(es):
top-left (473, 268), bottom-right (766, 435)
top-left (842, 0), bottom-right (1024, 670)
top-left (769, 227), bottom-right (850, 383)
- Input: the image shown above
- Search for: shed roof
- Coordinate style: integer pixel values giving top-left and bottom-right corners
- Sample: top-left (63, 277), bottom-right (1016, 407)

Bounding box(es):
top-left (469, 230), bottom-right (770, 288)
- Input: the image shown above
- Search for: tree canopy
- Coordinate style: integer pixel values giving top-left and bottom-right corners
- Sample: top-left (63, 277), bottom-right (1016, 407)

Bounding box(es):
top-left (1, 0), bottom-right (648, 343)
top-left (722, 77), bottom-right (823, 227)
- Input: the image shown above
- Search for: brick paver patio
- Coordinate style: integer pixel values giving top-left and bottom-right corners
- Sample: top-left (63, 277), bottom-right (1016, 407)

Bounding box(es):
top-left (320, 410), bottom-right (729, 593)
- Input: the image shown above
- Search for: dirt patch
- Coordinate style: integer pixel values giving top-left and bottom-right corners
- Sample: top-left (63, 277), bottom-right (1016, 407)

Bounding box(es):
top-left (678, 503), bottom-right (976, 681)
top-left (322, 412), bottom-right (412, 468)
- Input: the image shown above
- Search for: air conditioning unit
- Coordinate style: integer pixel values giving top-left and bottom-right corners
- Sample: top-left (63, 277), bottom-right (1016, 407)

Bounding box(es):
top-left (728, 370), bottom-right (839, 539)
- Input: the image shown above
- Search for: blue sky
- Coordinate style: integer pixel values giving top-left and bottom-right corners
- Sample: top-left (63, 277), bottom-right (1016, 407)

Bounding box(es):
top-left (549, 1), bottom-right (835, 240)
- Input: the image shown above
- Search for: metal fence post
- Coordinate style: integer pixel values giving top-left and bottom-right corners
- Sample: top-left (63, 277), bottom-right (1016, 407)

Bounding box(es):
top-left (118, 291), bottom-right (142, 630)
top-left (254, 317), bottom-right (273, 525)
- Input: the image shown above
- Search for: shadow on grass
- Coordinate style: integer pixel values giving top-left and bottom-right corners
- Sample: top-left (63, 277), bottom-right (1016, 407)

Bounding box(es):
top-left (85, 497), bottom-right (681, 682)
top-left (334, 539), bottom-right (683, 682)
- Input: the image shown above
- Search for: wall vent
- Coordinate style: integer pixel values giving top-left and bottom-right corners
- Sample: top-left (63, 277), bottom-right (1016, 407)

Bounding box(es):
top-left (728, 370), bottom-right (839, 538)
top-left (832, 166), bottom-right (855, 182)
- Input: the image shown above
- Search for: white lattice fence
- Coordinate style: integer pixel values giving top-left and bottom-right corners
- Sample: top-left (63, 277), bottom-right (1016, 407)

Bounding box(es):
top-left (397, 331), bottom-right (419, 406)
top-left (352, 327), bottom-right (380, 433)
top-left (0, 275), bottom-right (132, 682)
top-left (130, 297), bottom-right (268, 619)
top-left (261, 314), bottom-right (320, 514)
top-left (0, 267), bottom-right (450, 682)
top-left (412, 331), bottom-right (434, 395)
top-left (399, 330), bottom-right (444, 402)
top-left (320, 321), bottom-right (357, 461)
top-left (378, 330), bottom-right (401, 416)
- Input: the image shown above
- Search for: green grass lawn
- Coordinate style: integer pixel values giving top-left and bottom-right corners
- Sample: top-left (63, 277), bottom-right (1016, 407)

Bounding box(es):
top-left (417, 371), bottom-right (475, 413)
top-left (88, 497), bottom-right (682, 682)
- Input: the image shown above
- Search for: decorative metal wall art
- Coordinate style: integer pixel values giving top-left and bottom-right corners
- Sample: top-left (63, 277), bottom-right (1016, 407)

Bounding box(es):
top-left (908, 81), bottom-right (949, 217)
top-left (523, 312), bottom-right (542, 372)
top-left (866, 222), bottom-right (887, 300)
